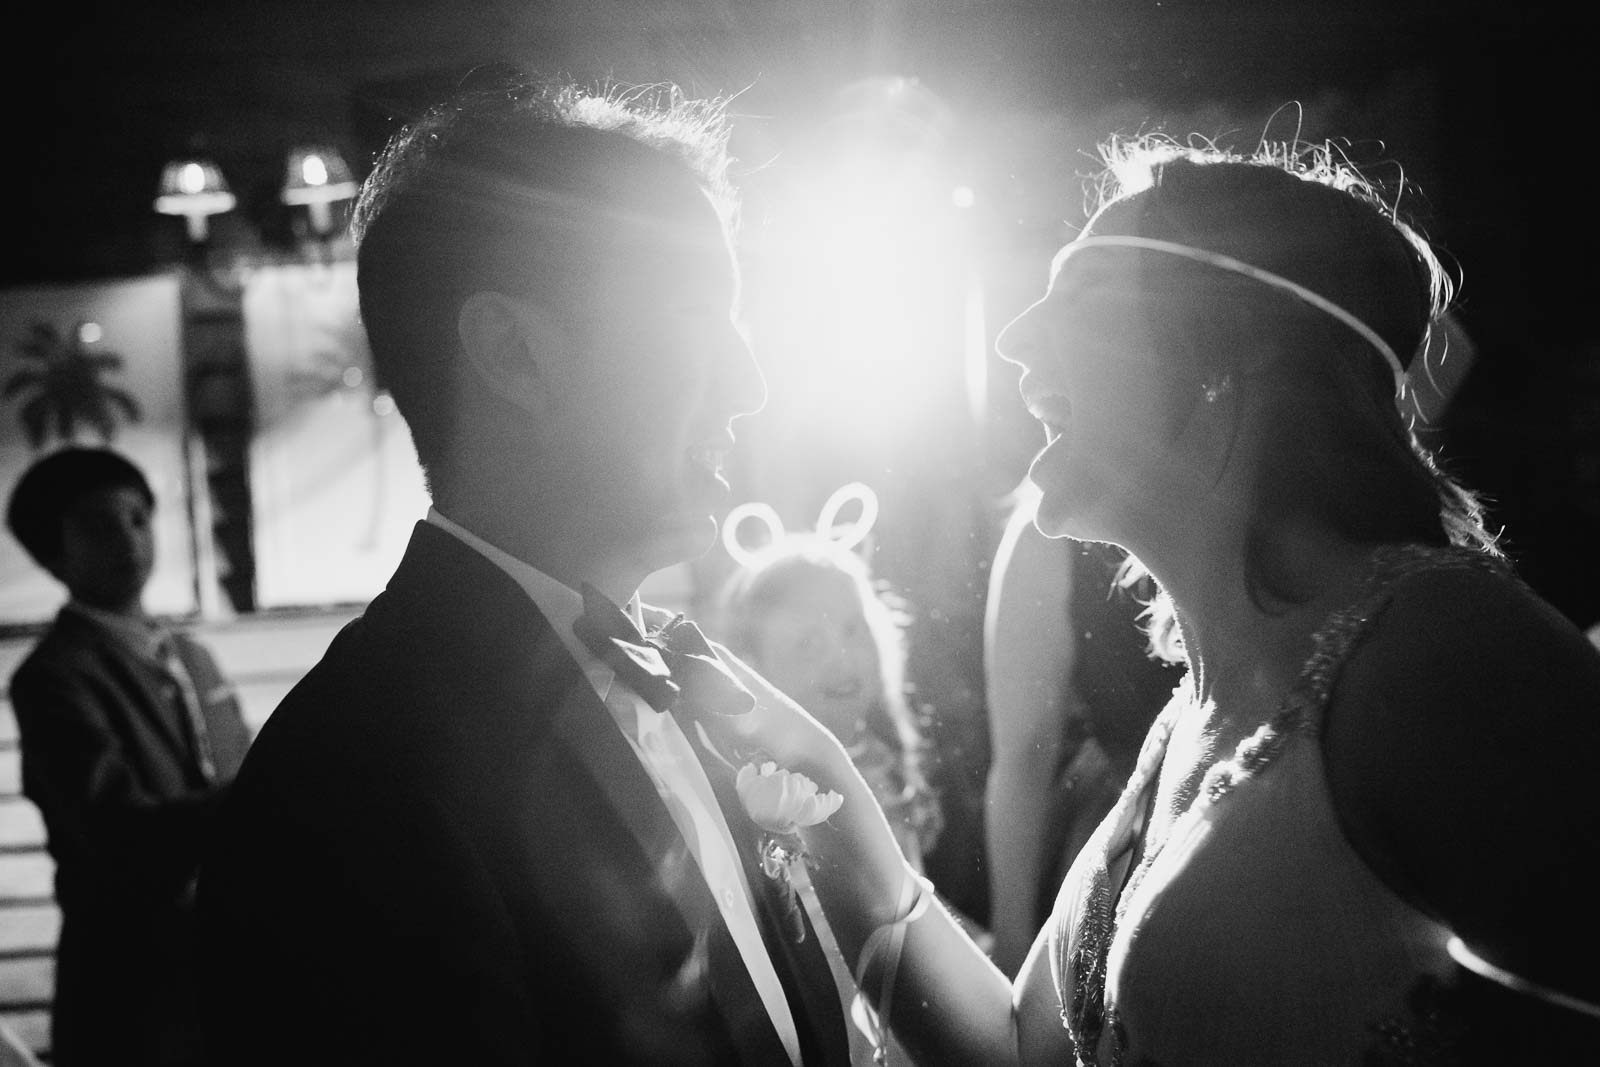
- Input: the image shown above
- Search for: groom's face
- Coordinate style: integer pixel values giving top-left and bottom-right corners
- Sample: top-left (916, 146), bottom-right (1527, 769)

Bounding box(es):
top-left (538, 172), bottom-right (766, 571)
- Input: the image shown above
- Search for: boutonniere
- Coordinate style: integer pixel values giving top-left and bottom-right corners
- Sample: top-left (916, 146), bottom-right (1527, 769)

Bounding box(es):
top-left (735, 760), bottom-right (844, 943)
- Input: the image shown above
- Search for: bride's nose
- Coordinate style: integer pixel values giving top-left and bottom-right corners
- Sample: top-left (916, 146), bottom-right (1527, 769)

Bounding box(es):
top-left (996, 301), bottom-right (1046, 368)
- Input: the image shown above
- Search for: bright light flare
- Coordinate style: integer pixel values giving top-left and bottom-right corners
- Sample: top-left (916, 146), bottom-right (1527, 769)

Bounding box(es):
top-left (750, 153), bottom-right (975, 445)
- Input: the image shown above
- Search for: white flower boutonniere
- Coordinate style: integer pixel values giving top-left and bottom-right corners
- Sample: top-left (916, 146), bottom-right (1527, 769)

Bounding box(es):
top-left (735, 761), bottom-right (844, 943)
top-left (736, 761), bottom-right (844, 836)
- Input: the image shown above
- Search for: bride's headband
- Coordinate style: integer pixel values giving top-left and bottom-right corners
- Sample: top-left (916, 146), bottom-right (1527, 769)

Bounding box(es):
top-left (722, 481), bottom-right (880, 569)
top-left (1070, 235), bottom-right (1407, 394)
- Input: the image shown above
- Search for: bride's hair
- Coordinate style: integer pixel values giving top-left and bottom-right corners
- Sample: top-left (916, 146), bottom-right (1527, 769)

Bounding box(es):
top-left (1080, 132), bottom-right (1501, 660)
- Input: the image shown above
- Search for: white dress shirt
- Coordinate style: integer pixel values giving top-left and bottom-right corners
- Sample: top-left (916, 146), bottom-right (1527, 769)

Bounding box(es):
top-left (426, 509), bottom-right (802, 1065)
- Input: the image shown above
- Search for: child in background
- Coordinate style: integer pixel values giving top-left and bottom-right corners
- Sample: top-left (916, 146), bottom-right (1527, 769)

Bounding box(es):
top-left (714, 503), bottom-right (948, 1065)
top-left (715, 531), bottom-right (944, 873)
top-left (718, 487), bottom-right (1005, 1062)
top-left (5, 447), bottom-right (253, 1067)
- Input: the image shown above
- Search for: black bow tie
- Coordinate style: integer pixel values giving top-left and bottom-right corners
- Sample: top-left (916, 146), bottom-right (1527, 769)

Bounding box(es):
top-left (572, 583), bottom-right (755, 721)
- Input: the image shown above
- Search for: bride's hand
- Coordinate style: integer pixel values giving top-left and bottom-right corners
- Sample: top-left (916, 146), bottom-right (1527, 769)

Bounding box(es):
top-left (707, 642), bottom-right (856, 786)
top-left (709, 641), bottom-right (926, 957)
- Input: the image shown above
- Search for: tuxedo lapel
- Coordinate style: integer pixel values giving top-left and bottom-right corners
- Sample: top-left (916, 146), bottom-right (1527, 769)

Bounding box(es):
top-left (675, 714), bottom-right (853, 1067)
top-left (549, 671), bottom-right (800, 1065)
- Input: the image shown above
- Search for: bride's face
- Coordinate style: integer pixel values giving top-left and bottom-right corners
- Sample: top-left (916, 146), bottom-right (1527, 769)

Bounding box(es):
top-left (996, 248), bottom-right (1175, 540)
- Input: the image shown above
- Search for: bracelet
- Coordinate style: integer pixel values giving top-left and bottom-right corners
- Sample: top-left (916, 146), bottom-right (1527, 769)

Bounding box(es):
top-left (1447, 936), bottom-right (1600, 1021)
top-left (852, 868), bottom-right (935, 1066)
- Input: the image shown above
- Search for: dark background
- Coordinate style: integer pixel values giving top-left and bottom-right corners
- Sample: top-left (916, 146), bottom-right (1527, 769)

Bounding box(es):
top-left (4, 1), bottom-right (1594, 922)
top-left (6, 0), bottom-right (1592, 619)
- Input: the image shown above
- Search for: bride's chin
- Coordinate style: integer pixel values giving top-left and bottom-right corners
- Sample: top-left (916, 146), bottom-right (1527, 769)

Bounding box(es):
top-left (1031, 498), bottom-right (1063, 534)
top-left (1034, 491), bottom-right (1116, 545)
top-left (1031, 489), bottom-right (1078, 538)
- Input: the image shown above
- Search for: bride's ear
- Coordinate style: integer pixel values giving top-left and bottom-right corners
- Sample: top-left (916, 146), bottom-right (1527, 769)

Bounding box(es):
top-left (457, 291), bottom-right (568, 414)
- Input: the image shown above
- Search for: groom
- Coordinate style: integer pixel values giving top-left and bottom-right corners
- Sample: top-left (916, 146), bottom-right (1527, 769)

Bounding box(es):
top-left (197, 70), bottom-right (850, 1066)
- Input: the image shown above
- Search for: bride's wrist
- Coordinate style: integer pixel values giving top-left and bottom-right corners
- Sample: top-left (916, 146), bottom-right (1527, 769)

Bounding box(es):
top-left (802, 780), bottom-right (917, 914)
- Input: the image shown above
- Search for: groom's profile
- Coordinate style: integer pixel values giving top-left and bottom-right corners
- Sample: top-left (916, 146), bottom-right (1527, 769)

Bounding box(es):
top-left (197, 69), bottom-right (851, 1066)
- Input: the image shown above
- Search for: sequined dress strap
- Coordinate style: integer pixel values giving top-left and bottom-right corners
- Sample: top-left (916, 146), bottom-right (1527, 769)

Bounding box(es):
top-left (1052, 543), bottom-right (1507, 1065)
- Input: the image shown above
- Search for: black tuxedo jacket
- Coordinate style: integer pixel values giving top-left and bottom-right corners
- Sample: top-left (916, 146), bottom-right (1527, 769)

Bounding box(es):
top-left (9, 605), bottom-right (252, 1066)
top-left (197, 522), bottom-right (850, 1065)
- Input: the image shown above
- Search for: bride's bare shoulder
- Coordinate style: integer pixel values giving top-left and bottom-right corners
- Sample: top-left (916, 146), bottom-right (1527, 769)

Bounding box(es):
top-left (1325, 549), bottom-right (1600, 839)
top-left (1362, 557), bottom-right (1594, 684)
top-left (1325, 552), bottom-right (1600, 1006)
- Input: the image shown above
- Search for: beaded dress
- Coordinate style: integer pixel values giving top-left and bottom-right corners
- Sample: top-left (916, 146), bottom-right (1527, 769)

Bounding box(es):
top-left (1047, 544), bottom-right (1506, 1066)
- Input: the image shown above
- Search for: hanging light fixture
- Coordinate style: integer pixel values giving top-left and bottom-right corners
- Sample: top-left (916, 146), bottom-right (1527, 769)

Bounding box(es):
top-left (281, 144), bottom-right (359, 237)
top-left (154, 157), bottom-right (237, 242)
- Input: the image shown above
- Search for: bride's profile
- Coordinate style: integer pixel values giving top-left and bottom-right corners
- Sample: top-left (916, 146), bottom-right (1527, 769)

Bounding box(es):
top-left (712, 131), bottom-right (1600, 1065)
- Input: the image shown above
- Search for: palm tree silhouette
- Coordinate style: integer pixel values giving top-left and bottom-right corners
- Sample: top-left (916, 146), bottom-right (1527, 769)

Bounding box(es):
top-left (3, 320), bottom-right (142, 448)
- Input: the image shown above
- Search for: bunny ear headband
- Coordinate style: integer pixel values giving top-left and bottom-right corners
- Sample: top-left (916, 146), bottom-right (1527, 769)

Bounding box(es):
top-left (722, 481), bottom-right (881, 569)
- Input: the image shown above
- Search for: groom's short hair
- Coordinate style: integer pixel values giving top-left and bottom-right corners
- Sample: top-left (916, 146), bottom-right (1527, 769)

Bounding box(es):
top-left (351, 69), bottom-right (738, 481)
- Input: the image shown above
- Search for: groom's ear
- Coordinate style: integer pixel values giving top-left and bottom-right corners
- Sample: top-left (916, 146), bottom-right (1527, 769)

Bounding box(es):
top-left (457, 291), bottom-right (568, 414)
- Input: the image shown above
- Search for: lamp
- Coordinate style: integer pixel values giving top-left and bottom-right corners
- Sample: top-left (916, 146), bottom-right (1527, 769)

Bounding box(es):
top-left (282, 145), bottom-right (359, 237)
top-left (154, 158), bottom-right (236, 242)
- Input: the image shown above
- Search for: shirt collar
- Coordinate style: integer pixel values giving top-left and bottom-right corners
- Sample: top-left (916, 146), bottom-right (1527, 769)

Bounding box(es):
top-left (425, 507), bottom-right (645, 698)
top-left (64, 601), bottom-right (170, 664)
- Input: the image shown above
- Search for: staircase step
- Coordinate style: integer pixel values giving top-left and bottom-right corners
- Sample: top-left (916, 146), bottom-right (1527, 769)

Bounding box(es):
top-left (0, 906), bottom-right (58, 957)
top-left (0, 860), bottom-right (50, 905)
top-left (0, 805), bottom-right (41, 852)
top-left (0, 957), bottom-right (51, 1007)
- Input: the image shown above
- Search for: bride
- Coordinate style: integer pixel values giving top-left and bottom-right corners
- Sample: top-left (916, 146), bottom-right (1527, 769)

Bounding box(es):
top-left (713, 133), bottom-right (1600, 1065)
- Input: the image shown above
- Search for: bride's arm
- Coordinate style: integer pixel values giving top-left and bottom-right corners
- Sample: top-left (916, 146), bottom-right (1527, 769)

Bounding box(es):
top-left (716, 647), bottom-right (1075, 1065)
top-left (1325, 566), bottom-right (1600, 1025)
